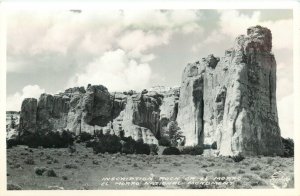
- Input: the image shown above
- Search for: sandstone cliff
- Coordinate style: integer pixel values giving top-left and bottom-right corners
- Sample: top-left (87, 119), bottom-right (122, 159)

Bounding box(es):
top-left (17, 25), bottom-right (283, 156)
top-left (177, 25), bottom-right (283, 156)
top-left (18, 84), bottom-right (179, 145)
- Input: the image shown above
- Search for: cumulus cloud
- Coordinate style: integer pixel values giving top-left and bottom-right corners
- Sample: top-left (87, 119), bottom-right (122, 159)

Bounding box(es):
top-left (7, 10), bottom-right (203, 73)
top-left (216, 10), bottom-right (293, 50)
top-left (68, 49), bottom-right (151, 91)
top-left (6, 85), bottom-right (45, 111)
top-left (117, 30), bottom-right (171, 59)
top-left (277, 94), bottom-right (294, 139)
top-left (122, 10), bottom-right (201, 32)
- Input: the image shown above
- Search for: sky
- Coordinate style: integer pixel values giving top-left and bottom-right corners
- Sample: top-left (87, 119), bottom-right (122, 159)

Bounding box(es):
top-left (6, 9), bottom-right (293, 138)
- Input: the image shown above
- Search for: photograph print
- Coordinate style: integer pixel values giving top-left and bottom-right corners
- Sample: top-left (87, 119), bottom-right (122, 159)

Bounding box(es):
top-left (5, 8), bottom-right (294, 190)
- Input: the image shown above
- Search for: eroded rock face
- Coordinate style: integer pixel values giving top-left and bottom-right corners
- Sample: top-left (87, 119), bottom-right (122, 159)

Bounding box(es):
top-left (81, 85), bottom-right (112, 126)
top-left (6, 111), bottom-right (20, 140)
top-left (18, 84), bottom-right (178, 144)
top-left (17, 25), bottom-right (283, 154)
top-left (19, 98), bottom-right (37, 134)
top-left (159, 88), bottom-right (180, 137)
top-left (120, 92), bottom-right (162, 144)
top-left (177, 25), bottom-right (283, 156)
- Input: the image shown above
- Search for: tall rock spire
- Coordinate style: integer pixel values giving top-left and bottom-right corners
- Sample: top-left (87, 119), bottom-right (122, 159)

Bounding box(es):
top-left (177, 25), bottom-right (283, 156)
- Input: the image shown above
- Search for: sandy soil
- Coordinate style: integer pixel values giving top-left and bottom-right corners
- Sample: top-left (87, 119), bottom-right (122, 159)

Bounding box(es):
top-left (6, 144), bottom-right (294, 190)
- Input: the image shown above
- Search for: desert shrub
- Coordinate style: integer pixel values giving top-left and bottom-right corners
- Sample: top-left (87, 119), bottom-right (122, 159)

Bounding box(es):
top-left (94, 129), bottom-right (104, 138)
top-left (64, 163), bottom-right (78, 169)
top-left (133, 163), bottom-right (138, 167)
top-left (85, 139), bottom-right (96, 148)
top-left (211, 141), bottom-right (217, 150)
top-left (233, 180), bottom-right (252, 189)
top-left (214, 169), bottom-right (229, 177)
top-left (121, 137), bottom-right (151, 155)
top-left (19, 130), bottom-right (74, 148)
top-left (266, 157), bottom-right (274, 165)
top-left (24, 157), bottom-right (35, 165)
top-left (149, 144), bottom-right (159, 155)
top-left (43, 169), bottom-right (57, 177)
top-left (181, 145), bottom-right (204, 155)
top-left (47, 130), bottom-right (74, 147)
top-left (237, 169), bottom-right (245, 174)
top-left (34, 167), bottom-right (47, 175)
top-left (62, 176), bottom-right (68, 180)
top-left (78, 132), bottom-right (93, 142)
top-left (158, 136), bottom-right (171, 147)
top-left (259, 171), bottom-right (271, 179)
top-left (7, 183), bottom-right (22, 190)
top-left (120, 137), bottom-right (152, 155)
top-left (135, 140), bottom-right (150, 155)
top-left (281, 137), bottom-right (294, 157)
top-left (250, 164), bottom-right (262, 171)
top-left (93, 134), bottom-right (122, 154)
top-left (20, 131), bottom-right (43, 148)
top-left (47, 160), bottom-right (53, 164)
top-left (160, 168), bottom-right (171, 172)
top-left (92, 160), bottom-right (99, 165)
top-left (93, 142), bottom-right (106, 154)
top-left (6, 139), bottom-right (20, 149)
top-left (87, 134), bottom-right (152, 155)
top-left (242, 174), bottom-right (266, 186)
top-left (162, 147), bottom-right (180, 155)
top-left (60, 130), bottom-right (75, 146)
top-left (68, 145), bottom-right (76, 154)
top-left (43, 131), bottom-right (62, 147)
top-left (231, 153), bottom-right (245, 162)
top-left (173, 162), bottom-right (181, 166)
top-left (121, 137), bottom-right (136, 154)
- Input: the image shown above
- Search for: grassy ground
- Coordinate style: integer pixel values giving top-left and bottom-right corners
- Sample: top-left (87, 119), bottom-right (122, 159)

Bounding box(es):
top-left (6, 144), bottom-right (294, 190)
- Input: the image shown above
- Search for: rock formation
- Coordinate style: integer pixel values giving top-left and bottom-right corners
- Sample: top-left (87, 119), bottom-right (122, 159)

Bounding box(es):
top-left (6, 111), bottom-right (20, 140)
top-left (16, 25), bottom-right (283, 156)
top-left (18, 84), bottom-right (179, 145)
top-left (177, 25), bottom-right (283, 156)
top-left (19, 98), bottom-right (37, 134)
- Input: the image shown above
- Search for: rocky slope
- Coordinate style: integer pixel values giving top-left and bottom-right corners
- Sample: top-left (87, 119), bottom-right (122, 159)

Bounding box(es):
top-left (16, 25), bottom-right (283, 156)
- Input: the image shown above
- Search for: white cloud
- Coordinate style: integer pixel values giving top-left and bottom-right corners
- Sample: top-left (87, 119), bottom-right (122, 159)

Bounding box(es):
top-left (140, 54), bottom-right (156, 63)
top-left (6, 85), bottom-right (45, 111)
top-left (7, 10), bottom-right (203, 73)
top-left (118, 30), bottom-right (171, 59)
top-left (277, 94), bottom-right (294, 139)
top-left (277, 62), bottom-right (293, 100)
top-left (122, 10), bottom-right (169, 29)
top-left (192, 30), bottom-right (227, 53)
top-left (263, 20), bottom-right (293, 51)
top-left (216, 10), bottom-right (293, 50)
top-left (122, 10), bottom-right (201, 32)
top-left (68, 49), bottom-right (152, 91)
top-left (218, 10), bottom-right (261, 38)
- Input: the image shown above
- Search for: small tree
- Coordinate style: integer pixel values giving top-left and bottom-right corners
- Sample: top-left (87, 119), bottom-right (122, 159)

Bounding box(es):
top-left (166, 121), bottom-right (183, 147)
top-left (10, 115), bottom-right (16, 129)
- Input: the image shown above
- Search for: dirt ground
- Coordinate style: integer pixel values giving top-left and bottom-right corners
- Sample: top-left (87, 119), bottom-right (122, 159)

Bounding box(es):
top-left (6, 144), bottom-right (294, 190)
